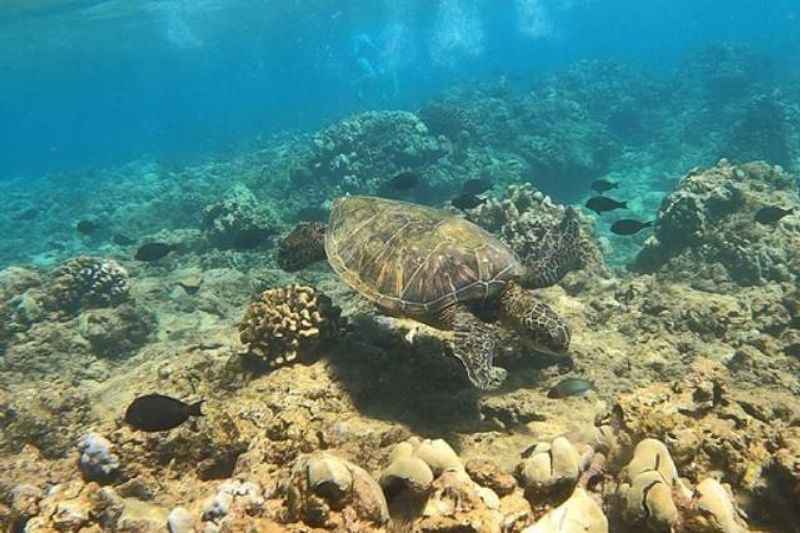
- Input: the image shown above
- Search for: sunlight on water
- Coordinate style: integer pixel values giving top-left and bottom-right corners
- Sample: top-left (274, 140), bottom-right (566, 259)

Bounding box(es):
top-left (431, 0), bottom-right (485, 67)
top-left (156, 0), bottom-right (205, 50)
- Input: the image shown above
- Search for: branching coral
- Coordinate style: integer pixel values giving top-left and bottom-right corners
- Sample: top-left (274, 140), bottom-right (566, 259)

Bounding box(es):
top-left (238, 284), bottom-right (343, 367)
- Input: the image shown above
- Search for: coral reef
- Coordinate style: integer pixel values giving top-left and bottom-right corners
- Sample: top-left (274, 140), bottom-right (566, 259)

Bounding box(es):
top-left (238, 284), bottom-right (344, 367)
top-left (634, 159), bottom-right (800, 287)
top-left (302, 110), bottom-right (448, 193)
top-left (463, 183), bottom-right (608, 287)
top-left (202, 184), bottom-right (280, 250)
top-left (3, 37), bottom-right (800, 533)
top-left (283, 452), bottom-right (389, 530)
top-left (45, 255), bottom-right (130, 314)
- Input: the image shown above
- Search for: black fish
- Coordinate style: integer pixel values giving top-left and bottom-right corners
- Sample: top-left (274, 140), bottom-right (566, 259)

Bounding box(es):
top-left (585, 196), bottom-right (627, 214)
top-left (76, 220), bottom-right (100, 235)
top-left (125, 393), bottom-right (204, 432)
top-left (610, 219), bottom-right (653, 236)
top-left (388, 171), bottom-right (420, 191)
top-left (755, 206), bottom-right (794, 225)
top-left (547, 377), bottom-right (593, 399)
top-left (135, 242), bottom-right (174, 262)
top-left (294, 206), bottom-right (330, 223)
top-left (591, 179), bottom-right (618, 193)
top-left (451, 194), bottom-right (487, 210)
top-left (113, 233), bottom-right (136, 246)
top-left (462, 178), bottom-right (493, 196)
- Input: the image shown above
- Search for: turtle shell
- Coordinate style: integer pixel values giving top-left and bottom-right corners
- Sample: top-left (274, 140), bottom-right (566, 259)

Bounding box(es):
top-left (325, 195), bottom-right (524, 316)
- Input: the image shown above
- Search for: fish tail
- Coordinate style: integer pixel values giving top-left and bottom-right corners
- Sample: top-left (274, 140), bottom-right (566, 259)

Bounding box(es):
top-left (188, 400), bottom-right (205, 417)
top-left (621, 201), bottom-right (628, 208)
top-left (644, 220), bottom-right (655, 228)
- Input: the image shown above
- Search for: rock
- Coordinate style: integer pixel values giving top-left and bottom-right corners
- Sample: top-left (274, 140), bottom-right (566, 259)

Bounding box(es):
top-left (176, 269), bottom-right (204, 294)
top-left (634, 159), bottom-right (800, 287)
top-left (465, 458), bottom-right (517, 496)
top-left (52, 500), bottom-right (90, 531)
top-left (10, 483), bottom-right (42, 519)
top-left (77, 432), bottom-right (120, 482)
top-left (523, 487), bottom-right (608, 533)
top-left (686, 479), bottom-right (748, 533)
top-left (77, 302), bottom-right (156, 358)
top-left (418, 468), bottom-right (503, 533)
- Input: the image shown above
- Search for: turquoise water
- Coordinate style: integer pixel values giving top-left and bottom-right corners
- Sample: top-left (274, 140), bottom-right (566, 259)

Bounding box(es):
top-left (2, 3), bottom-right (800, 531)
top-left (2, 0), bottom-right (798, 177)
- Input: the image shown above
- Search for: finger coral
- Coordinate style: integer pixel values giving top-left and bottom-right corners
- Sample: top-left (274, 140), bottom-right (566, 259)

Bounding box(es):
top-left (238, 284), bottom-right (343, 366)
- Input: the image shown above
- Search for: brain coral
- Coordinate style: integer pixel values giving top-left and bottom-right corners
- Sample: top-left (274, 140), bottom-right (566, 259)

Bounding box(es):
top-left (238, 284), bottom-right (343, 367)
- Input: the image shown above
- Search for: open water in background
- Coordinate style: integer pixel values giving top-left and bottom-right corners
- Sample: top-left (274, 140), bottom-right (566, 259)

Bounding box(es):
top-left (1, 0), bottom-right (798, 179)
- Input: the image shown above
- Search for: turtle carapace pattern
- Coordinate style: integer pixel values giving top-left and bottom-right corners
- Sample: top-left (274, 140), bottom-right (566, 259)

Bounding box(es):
top-left (279, 195), bottom-right (578, 391)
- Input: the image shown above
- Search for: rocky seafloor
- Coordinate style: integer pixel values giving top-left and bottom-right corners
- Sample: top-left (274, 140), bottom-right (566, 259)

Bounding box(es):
top-left (0, 157), bottom-right (798, 533)
top-left (1, 47), bottom-right (800, 533)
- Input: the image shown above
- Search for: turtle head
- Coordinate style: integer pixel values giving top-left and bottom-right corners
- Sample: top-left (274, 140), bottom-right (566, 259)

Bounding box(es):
top-left (520, 207), bottom-right (582, 289)
top-left (523, 301), bottom-right (571, 355)
top-left (277, 222), bottom-right (327, 272)
top-left (499, 283), bottom-right (571, 355)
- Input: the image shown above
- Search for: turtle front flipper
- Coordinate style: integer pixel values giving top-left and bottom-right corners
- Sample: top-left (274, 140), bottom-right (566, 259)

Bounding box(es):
top-left (438, 304), bottom-right (507, 391)
top-left (498, 282), bottom-right (571, 355)
top-left (277, 222), bottom-right (327, 271)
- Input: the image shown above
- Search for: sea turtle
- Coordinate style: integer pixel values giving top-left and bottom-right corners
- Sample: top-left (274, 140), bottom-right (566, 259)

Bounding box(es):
top-left (277, 195), bottom-right (579, 390)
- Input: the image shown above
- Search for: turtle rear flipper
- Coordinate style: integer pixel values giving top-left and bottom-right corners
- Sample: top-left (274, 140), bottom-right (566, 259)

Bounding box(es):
top-left (522, 207), bottom-right (582, 289)
top-left (441, 305), bottom-right (507, 391)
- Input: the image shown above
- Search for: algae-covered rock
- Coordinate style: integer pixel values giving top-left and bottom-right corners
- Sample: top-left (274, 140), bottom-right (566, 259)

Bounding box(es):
top-left (78, 302), bottom-right (156, 358)
top-left (523, 487), bottom-right (608, 533)
top-left (202, 184), bottom-right (280, 250)
top-left (303, 110), bottom-right (448, 193)
top-left (634, 159), bottom-right (800, 287)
